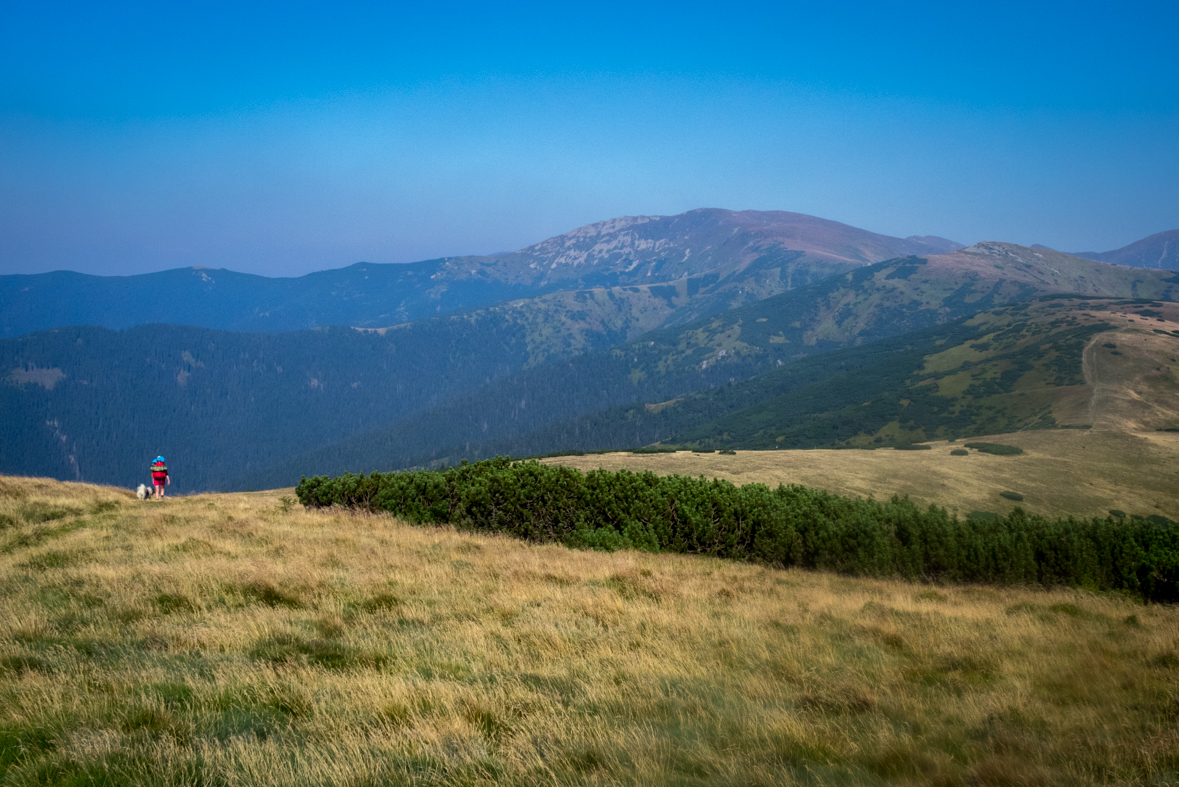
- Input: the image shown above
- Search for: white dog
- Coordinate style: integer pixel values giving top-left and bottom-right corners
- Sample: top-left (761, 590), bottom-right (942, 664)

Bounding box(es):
top-left (136, 484), bottom-right (150, 500)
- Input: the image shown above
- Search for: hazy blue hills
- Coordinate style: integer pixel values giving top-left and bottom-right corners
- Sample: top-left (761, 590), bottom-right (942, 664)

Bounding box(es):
top-left (0, 259), bottom-right (536, 339)
top-left (1074, 229), bottom-right (1179, 272)
top-left (1, 288), bottom-right (699, 491)
top-left (1, 208), bottom-right (960, 338)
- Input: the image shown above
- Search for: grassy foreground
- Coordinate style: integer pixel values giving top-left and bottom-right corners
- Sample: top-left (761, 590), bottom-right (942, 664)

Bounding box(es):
top-left (2, 476), bottom-right (1178, 786)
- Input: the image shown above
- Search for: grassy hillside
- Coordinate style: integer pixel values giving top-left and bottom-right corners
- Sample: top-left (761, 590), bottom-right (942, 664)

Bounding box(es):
top-left (504, 296), bottom-right (1178, 459)
top-left (2, 475), bottom-right (1178, 786)
top-left (544, 429), bottom-right (1179, 522)
top-left (673, 296), bottom-right (1179, 449)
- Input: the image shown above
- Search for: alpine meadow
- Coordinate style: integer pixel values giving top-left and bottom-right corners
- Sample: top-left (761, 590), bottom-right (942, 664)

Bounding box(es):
top-left (4, 206), bottom-right (1179, 786)
top-left (4, 4), bottom-right (1179, 782)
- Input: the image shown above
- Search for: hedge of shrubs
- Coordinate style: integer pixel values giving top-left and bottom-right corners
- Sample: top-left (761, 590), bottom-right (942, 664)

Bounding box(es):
top-left (296, 458), bottom-right (1179, 602)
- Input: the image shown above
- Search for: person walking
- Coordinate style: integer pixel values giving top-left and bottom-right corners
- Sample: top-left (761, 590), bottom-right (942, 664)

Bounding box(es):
top-left (150, 456), bottom-right (170, 499)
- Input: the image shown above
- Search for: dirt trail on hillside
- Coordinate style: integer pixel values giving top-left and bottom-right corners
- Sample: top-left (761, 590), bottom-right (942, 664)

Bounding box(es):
top-left (1081, 335), bottom-right (1103, 427)
top-left (1081, 324), bottom-right (1179, 432)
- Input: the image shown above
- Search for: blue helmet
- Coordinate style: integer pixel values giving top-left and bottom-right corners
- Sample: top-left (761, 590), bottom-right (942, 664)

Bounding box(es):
top-left (156, 456), bottom-right (165, 462)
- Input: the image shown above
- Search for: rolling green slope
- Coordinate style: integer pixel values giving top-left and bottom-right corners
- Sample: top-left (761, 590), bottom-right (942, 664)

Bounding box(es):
top-left (619, 297), bottom-right (1179, 452)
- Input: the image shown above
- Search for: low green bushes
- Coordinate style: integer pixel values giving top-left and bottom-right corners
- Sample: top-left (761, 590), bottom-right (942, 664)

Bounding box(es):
top-left (297, 458), bottom-right (1179, 602)
top-left (1000, 491), bottom-right (1025, 501)
top-left (950, 449), bottom-right (969, 456)
top-left (964, 442), bottom-right (1024, 456)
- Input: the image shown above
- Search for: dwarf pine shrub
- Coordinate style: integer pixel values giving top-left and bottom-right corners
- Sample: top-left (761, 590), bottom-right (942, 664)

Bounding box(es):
top-left (964, 442), bottom-right (1024, 456)
top-left (297, 458), bottom-right (1179, 602)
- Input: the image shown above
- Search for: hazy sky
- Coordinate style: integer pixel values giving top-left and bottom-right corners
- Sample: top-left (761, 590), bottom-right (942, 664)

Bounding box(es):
top-left (2, 0), bottom-right (1177, 277)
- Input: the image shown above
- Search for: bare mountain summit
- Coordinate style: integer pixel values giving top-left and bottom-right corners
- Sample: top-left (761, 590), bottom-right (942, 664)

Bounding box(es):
top-left (481, 208), bottom-right (963, 286)
top-left (1074, 230), bottom-right (1179, 272)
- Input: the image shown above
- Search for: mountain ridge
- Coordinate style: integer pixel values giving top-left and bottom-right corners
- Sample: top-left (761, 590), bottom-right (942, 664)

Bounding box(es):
top-left (231, 244), bottom-right (1179, 487)
top-left (1074, 229), bottom-right (1179, 272)
top-left (5, 227), bottom-right (1177, 491)
top-left (1, 209), bottom-right (960, 338)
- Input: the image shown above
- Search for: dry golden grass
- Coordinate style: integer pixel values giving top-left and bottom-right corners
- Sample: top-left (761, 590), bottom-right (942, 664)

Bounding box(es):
top-left (546, 429), bottom-right (1179, 521)
top-left (1, 474), bottom-right (1178, 786)
top-left (548, 303), bottom-right (1179, 524)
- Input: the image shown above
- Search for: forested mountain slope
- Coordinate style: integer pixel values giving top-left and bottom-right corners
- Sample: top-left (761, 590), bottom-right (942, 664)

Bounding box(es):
top-left (6, 240), bottom-right (1173, 491)
top-left (0, 208), bottom-right (957, 338)
top-left (1, 320), bottom-right (547, 491)
top-left (670, 297), bottom-right (1179, 449)
top-left (0, 260), bottom-right (904, 493)
top-left (235, 246), bottom-right (1178, 487)
top-left (388, 297), bottom-right (1179, 463)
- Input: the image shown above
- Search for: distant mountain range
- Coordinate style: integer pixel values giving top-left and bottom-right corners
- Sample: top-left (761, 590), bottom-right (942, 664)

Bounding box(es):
top-left (237, 243), bottom-right (1176, 486)
top-left (3, 207), bottom-right (1177, 492)
top-left (1073, 230), bottom-right (1179, 272)
top-left (0, 209), bottom-right (964, 339)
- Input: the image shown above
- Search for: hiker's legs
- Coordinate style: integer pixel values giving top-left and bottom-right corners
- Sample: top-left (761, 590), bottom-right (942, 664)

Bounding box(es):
top-left (154, 483), bottom-right (163, 499)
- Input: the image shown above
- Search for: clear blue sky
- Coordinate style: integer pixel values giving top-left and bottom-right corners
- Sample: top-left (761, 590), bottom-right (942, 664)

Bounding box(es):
top-left (2, 0), bottom-right (1176, 276)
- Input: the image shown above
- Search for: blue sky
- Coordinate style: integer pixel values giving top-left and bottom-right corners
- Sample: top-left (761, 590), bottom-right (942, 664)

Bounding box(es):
top-left (2, 0), bottom-right (1176, 276)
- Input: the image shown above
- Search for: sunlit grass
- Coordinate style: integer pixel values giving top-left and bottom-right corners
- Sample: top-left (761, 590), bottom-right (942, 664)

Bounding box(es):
top-left (546, 428), bottom-right (1179, 521)
top-left (1, 475), bottom-right (1177, 786)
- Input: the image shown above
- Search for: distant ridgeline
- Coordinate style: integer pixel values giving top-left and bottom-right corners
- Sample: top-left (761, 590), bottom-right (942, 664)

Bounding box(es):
top-left (1, 208), bottom-right (961, 338)
top-left (297, 458), bottom-right (1179, 602)
top-left (3, 224), bottom-right (1178, 490)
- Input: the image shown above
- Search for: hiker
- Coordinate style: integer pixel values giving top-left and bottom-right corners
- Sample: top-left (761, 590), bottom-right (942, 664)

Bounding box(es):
top-left (151, 456), bottom-right (170, 499)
